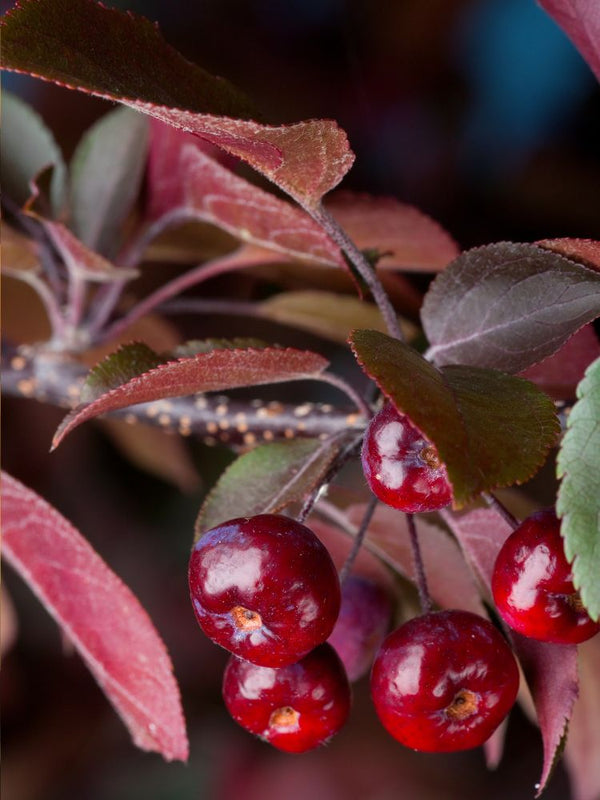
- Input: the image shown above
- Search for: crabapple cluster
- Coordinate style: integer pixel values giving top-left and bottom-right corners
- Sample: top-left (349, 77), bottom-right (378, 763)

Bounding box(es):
top-left (189, 513), bottom-right (524, 754)
top-left (188, 514), bottom-right (350, 752)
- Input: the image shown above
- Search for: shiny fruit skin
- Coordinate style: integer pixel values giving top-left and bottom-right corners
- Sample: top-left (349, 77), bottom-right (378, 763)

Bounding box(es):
top-left (327, 575), bottom-right (392, 682)
top-left (188, 514), bottom-right (341, 667)
top-left (370, 610), bottom-right (519, 752)
top-left (361, 404), bottom-right (452, 513)
top-left (223, 643), bottom-right (351, 753)
top-left (492, 509), bottom-right (600, 644)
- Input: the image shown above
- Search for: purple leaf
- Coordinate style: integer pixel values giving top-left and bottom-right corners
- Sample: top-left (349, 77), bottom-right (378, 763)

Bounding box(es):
top-left (1, 471), bottom-right (188, 761)
top-left (422, 243), bottom-right (600, 373)
top-left (0, 0), bottom-right (354, 208)
top-left (538, 1), bottom-right (600, 82)
top-left (520, 324), bottom-right (600, 401)
top-left (52, 346), bottom-right (329, 449)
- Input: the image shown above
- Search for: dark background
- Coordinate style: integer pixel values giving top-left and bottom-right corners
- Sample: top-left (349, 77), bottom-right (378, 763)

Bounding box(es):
top-left (2, 1), bottom-right (598, 799)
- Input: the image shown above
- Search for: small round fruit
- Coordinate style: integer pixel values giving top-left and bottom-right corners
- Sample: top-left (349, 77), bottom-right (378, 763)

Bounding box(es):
top-left (492, 509), bottom-right (600, 644)
top-left (188, 514), bottom-right (341, 667)
top-left (370, 610), bottom-right (519, 752)
top-left (223, 643), bottom-right (351, 753)
top-left (361, 404), bottom-right (452, 513)
top-left (327, 575), bottom-right (392, 682)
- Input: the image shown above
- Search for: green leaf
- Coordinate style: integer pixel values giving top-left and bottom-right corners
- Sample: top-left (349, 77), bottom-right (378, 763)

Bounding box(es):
top-left (0, 90), bottom-right (66, 214)
top-left (171, 338), bottom-right (269, 357)
top-left (81, 342), bottom-right (164, 403)
top-left (70, 107), bottom-right (149, 257)
top-left (557, 356), bottom-right (600, 621)
top-left (195, 438), bottom-right (341, 537)
top-left (350, 330), bottom-right (560, 507)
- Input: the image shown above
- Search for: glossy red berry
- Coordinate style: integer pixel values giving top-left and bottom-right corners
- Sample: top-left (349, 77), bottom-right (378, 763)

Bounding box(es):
top-left (327, 575), bottom-right (392, 682)
top-left (370, 610), bottom-right (519, 752)
top-left (361, 404), bottom-right (452, 513)
top-left (223, 643), bottom-right (351, 753)
top-left (188, 514), bottom-right (341, 667)
top-left (492, 509), bottom-right (600, 644)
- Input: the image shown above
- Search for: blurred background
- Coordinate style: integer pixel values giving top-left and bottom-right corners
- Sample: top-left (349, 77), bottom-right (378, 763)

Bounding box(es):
top-left (2, 1), bottom-right (598, 798)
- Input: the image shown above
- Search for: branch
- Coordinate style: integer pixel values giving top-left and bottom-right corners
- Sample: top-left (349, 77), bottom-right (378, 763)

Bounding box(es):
top-left (2, 343), bottom-right (367, 446)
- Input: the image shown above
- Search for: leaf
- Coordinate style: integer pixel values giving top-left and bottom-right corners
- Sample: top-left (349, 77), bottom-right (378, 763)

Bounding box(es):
top-left (195, 438), bottom-right (342, 537)
top-left (52, 345), bottom-right (329, 449)
top-left (259, 291), bottom-right (416, 344)
top-left (350, 330), bottom-right (559, 507)
top-left (150, 143), bottom-right (345, 266)
top-left (520, 324), bottom-right (600, 401)
top-left (1, 0), bottom-right (354, 208)
top-left (538, 238), bottom-right (600, 271)
top-left (70, 106), bottom-right (149, 257)
top-left (1, 223), bottom-right (42, 277)
top-left (1, 471), bottom-right (188, 761)
top-left (41, 220), bottom-right (139, 282)
top-left (514, 634), bottom-right (578, 797)
top-left (443, 506), bottom-right (579, 795)
top-left (422, 243), bottom-right (600, 373)
top-left (344, 504), bottom-right (487, 617)
top-left (556, 356), bottom-right (600, 621)
top-left (81, 342), bottom-right (165, 403)
top-left (564, 637), bottom-right (600, 800)
top-left (146, 119), bottom-right (237, 222)
top-left (538, 1), bottom-right (600, 82)
top-left (325, 191), bottom-right (459, 272)
top-left (0, 89), bottom-right (66, 214)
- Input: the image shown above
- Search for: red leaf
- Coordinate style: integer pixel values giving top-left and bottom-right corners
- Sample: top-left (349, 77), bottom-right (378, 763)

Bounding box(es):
top-left (52, 346), bottom-right (329, 449)
top-left (537, 238), bottom-right (600, 272)
top-left (520, 324), bottom-right (600, 401)
top-left (1, 0), bottom-right (354, 208)
top-left (442, 507), bottom-right (579, 793)
top-left (41, 220), bottom-right (139, 282)
top-left (1, 471), bottom-right (188, 761)
top-left (538, 2), bottom-right (600, 82)
top-left (147, 135), bottom-right (345, 266)
top-left (564, 637), bottom-right (600, 800)
top-left (326, 191), bottom-right (459, 272)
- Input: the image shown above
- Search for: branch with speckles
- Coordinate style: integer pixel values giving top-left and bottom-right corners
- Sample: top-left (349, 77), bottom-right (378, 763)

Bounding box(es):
top-left (2, 343), bottom-right (368, 446)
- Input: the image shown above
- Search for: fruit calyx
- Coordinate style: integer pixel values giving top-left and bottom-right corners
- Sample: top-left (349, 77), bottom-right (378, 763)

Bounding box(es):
top-left (231, 605), bottom-right (262, 631)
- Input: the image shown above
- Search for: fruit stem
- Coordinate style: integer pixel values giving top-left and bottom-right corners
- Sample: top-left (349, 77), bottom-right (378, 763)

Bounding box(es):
top-left (482, 492), bottom-right (519, 530)
top-left (338, 495), bottom-right (378, 584)
top-left (407, 514), bottom-right (433, 614)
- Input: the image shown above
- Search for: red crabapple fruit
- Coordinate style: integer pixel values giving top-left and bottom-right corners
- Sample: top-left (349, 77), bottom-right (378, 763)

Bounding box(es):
top-left (222, 643), bottom-right (351, 753)
top-left (492, 509), bottom-right (600, 644)
top-left (370, 610), bottom-right (519, 752)
top-left (361, 404), bottom-right (452, 513)
top-left (188, 514), bottom-right (341, 667)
